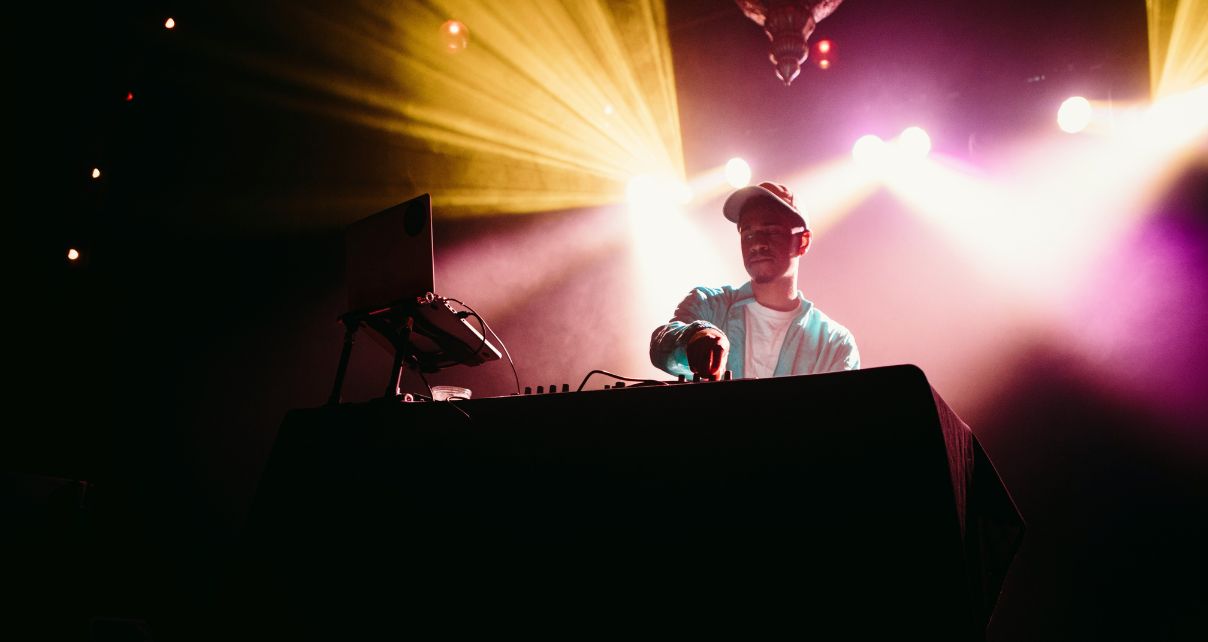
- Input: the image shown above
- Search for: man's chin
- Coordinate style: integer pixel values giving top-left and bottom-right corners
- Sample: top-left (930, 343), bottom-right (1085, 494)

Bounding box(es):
top-left (747, 270), bottom-right (778, 284)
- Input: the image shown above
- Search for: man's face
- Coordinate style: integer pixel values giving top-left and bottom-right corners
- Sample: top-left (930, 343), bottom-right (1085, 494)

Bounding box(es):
top-left (738, 202), bottom-right (807, 284)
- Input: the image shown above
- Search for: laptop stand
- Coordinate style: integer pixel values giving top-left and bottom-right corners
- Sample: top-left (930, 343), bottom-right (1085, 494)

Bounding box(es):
top-left (327, 293), bottom-right (499, 405)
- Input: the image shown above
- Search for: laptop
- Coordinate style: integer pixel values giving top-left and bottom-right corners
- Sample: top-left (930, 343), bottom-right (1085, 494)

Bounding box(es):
top-left (344, 194), bottom-right (501, 367)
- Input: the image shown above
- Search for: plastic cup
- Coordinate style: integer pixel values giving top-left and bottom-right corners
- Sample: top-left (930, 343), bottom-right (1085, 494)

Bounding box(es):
top-left (430, 385), bottom-right (472, 401)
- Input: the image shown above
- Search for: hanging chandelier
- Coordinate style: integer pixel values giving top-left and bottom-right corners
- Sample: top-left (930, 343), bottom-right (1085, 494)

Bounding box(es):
top-left (735, 0), bottom-right (845, 86)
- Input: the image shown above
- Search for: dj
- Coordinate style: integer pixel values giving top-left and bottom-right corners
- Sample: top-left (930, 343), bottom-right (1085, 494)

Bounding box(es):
top-left (649, 181), bottom-right (860, 380)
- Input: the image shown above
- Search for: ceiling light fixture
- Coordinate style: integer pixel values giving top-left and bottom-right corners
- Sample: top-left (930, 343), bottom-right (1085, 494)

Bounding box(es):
top-left (735, 0), bottom-right (845, 86)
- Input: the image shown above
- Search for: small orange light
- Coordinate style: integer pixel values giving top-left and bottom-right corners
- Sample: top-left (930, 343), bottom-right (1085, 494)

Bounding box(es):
top-left (91, 168), bottom-right (101, 179)
top-left (68, 248), bottom-right (80, 262)
top-left (164, 17), bottom-right (176, 29)
top-left (819, 59), bottom-right (831, 70)
top-left (440, 20), bottom-right (468, 52)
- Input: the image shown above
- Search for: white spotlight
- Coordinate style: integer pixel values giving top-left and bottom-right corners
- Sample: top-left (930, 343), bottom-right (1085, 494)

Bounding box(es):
top-left (1058, 96), bottom-right (1092, 133)
top-left (899, 126), bottom-right (932, 159)
top-left (626, 175), bottom-right (655, 205)
top-left (724, 157), bottom-right (751, 188)
top-left (852, 134), bottom-right (886, 166)
top-left (1140, 85), bottom-right (1208, 145)
top-left (627, 174), bottom-right (691, 209)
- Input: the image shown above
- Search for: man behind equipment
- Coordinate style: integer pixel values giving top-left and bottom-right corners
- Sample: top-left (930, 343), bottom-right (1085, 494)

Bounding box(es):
top-left (650, 181), bottom-right (859, 380)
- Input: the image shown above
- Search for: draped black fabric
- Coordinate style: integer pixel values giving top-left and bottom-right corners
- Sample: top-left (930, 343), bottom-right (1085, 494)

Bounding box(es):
top-left (931, 386), bottom-right (1026, 629)
top-left (232, 365), bottom-right (1023, 639)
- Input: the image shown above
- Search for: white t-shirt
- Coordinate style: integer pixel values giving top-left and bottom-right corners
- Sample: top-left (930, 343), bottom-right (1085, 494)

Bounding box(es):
top-left (743, 300), bottom-right (801, 379)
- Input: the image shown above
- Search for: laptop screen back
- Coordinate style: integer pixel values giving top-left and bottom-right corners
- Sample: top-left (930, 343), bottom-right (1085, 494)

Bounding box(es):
top-left (344, 193), bottom-right (434, 314)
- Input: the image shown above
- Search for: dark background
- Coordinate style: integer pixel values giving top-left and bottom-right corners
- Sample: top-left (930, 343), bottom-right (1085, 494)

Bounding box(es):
top-left (11, 0), bottom-right (1207, 639)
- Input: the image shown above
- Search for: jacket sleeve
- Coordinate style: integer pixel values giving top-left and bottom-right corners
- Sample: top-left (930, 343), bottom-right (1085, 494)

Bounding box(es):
top-left (826, 330), bottom-right (861, 372)
top-left (649, 287), bottom-right (723, 377)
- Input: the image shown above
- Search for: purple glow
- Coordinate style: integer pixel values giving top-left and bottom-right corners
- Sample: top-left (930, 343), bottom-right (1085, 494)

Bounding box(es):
top-left (1062, 215), bottom-right (1208, 426)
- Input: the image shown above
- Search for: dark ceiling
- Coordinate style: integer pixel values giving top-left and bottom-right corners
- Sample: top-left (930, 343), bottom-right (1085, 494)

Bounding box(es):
top-left (665, 0), bottom-right (1149, 174)
top-left (24, 0), bottom-right (1150, 241)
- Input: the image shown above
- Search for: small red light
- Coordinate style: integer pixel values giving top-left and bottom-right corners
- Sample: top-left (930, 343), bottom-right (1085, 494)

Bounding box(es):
top-left (817, 39), bottom-right (832, 54)
top-left (126, 91), bottom-right (134, 102)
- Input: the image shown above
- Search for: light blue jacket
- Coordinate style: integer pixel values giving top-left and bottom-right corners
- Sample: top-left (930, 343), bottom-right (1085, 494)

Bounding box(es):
top-left (650, 283), bottom-right (860, 378)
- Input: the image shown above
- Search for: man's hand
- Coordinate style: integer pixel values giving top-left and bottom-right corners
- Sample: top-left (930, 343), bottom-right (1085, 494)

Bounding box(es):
top-left (686, 327), bottom-right (730, 380)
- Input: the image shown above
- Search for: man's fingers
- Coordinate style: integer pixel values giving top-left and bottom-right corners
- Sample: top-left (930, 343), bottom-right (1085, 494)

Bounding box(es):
top-left (687, 329), bottom-right (728, 377)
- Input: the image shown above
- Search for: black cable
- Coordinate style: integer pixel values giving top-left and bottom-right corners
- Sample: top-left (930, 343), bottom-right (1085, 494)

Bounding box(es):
top-left (415, 367), bottom-right (434, 400)
top-left (443, 398), bottom-right (472, 420)
top-left (576, 369), bottom-right (669, 392)
top-left (407, 363), bottom-right (471, 418)
top-left (416, 372), bottom-right (472, 419)
top-left (473, 313), bottom-right (520, 396)
top-left (445, 297), bottom-right (521, 396)
top-left (440, 296), bottom-right (490, 362)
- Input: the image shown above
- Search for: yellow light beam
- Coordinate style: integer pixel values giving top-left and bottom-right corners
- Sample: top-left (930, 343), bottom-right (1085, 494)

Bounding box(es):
top-left (166, 0), bottom-right (684, 219)
top-left (1149, 0), bottom-right (1208, 98)
top-left (378, 0), bottom-right (686, 214)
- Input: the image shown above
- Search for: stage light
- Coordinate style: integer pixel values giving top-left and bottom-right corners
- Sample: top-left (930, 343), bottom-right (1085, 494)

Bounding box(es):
top-left (852, 134), bottom-right (886, 166)
top-left (1057, 96), bottom-right (1093, 133)
top-left (626, 175), bottom-right (654, 205)
top-left (164, 17), bottom-right (175, 30)
top-left (736, 0), bottom-right (847, 85)
top-left (397, 1), bottom-right (681, 214)
top-left (67, 248), bottom-right (80, 262)
top-left (626, 174), bottom-right (691, 209)
top-left (725, 157), bottom-right (751, 188)
top-left (1139, 85), bottom-right (1208, 146)
top-left (91, 168), bottom-right (101, 179)
top-left (125, 91), bottom-right (134, 102)
top-left (1148, 0), bottom-right (1208, 99)
top-left (188, 2), bottom-right (683, 217)
top-left (886, 84), bottom-right (1208, 301)
top-left (899, 126), bottom-right (932, 159)
top-left (814, 39), bottom-right (836, 69)
top-left (440, 19), bottom-right (468, 52)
